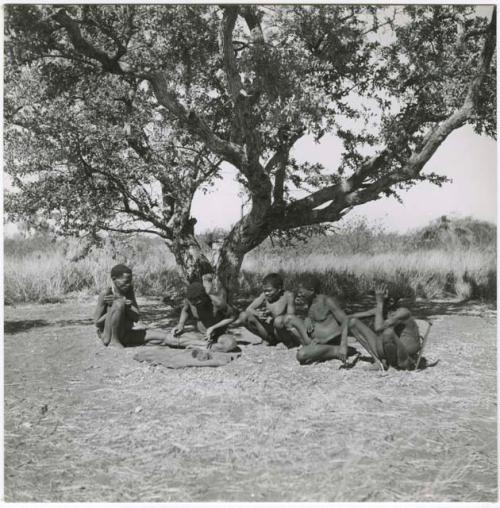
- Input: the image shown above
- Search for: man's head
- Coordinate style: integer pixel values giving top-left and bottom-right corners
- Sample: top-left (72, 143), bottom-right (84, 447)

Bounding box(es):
top-left (186, 281), bottom-right (210, 307)
top-left (376, 283), bottom-right (405, 311)
top-left (110, 264), bottom-right (133, 293)
top-left (385, 291), bottom-right (401, 311)
top-left (200, 266), bottom-right (215, 293)
top-left (298, 274), bottom-right (321, 300)
top-left (262, 273), bottom-right (284, 302)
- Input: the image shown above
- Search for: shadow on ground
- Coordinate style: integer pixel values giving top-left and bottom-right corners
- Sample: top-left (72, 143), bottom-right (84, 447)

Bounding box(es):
top-left (5, 319), bottom-right (50, 334)
top-left (4, 318), bottom-right (94, 334)
top-left (346, 297), bottom-right (495, 320)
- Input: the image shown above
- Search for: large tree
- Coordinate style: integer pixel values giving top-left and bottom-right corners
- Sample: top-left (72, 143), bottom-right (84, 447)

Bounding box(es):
top-left (5, 5), bottom-right (496, 291)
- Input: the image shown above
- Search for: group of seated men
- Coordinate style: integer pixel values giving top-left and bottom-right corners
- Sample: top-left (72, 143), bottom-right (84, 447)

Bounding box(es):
top-left (94, 263), bottom-right (423, 371)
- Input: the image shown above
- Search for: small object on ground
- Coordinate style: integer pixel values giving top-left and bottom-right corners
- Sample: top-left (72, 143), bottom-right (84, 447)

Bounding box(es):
top-left (191, 349), bottom-right (213, 361)
top-left (40, 404), bottom-right (48, 415)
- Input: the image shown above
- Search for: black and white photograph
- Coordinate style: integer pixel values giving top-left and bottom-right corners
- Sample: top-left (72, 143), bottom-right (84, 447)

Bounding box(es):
top-left (3, 2), bottom-right (497, 502)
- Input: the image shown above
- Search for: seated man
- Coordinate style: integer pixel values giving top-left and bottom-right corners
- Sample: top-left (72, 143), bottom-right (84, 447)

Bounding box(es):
top-left (288, 275), bottom-right (351, 365)
top-left (152, 281), bottom-right (238, 353)
top-left (94, 263), bottom-right (146, 348)
top-left (348, 284), bottom-right (421, 370)
top-left (235, 273), bottom-right (302, 347)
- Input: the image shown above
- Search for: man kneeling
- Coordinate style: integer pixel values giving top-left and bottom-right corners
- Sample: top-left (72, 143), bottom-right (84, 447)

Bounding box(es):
top-left (152, 281), bottom-right (238, 353)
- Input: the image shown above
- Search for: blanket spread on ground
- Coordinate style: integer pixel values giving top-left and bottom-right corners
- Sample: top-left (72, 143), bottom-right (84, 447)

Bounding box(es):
top-left (133, 347), bottom-right (241, 369)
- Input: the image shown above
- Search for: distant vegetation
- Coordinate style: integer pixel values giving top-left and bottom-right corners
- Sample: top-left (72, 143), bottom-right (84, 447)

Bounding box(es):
top-left (4, 216), bottom-right (496, 305)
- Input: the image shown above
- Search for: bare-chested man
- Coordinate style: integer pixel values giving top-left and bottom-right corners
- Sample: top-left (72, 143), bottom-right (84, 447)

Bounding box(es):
top-left (288, 275), bottom-right (351, 365)
top-left (94, 264), bottom-right (146, 348)
top-left (348, 284), bottom-right (421, 370)
top-left (148, 281), bottom-right (239, 353)
top-left (236, 273), bottom-right (303, 347)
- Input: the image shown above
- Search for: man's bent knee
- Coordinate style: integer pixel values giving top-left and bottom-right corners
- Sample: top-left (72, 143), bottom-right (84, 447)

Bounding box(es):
top-left (238, 310), bottom-right (250, 323)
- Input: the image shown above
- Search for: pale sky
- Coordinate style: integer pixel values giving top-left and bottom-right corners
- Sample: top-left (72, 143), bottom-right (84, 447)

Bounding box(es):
top-left (192, 125), bottom-right (496, 234)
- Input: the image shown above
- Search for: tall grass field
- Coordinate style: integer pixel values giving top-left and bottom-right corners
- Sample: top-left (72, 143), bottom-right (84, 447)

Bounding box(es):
top-left (4, 217), bottom-right (496, 305)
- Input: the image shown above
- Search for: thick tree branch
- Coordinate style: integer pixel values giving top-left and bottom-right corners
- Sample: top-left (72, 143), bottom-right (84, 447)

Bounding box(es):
top-left (265, 129), bottom-right (305, 204)
top-left (277, 10), bottom-right (496, 230)
top-left (75, 145), bottom-right (171, 235)
top-left (52, 7), bottom-right (260, 190)
top-left (241, 6), bottom-right (265, 44)
top-left (52, 9), bottom-right (129, 74)
top-left (148, 72), bottom-right (244, 167)
top-left (221, 6), bottom-right (243, 102)
top-left (99, 224), bottom-right (169, 239)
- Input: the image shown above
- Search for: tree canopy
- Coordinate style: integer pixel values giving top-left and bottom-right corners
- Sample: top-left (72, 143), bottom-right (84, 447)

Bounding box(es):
top-left (5, 5), bottom-right (496, 285)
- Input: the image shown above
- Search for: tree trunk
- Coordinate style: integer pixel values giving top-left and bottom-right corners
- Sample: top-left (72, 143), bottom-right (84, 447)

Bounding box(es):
top-left (215, 208), bottom-right (274, 296)
top-left (216, 244), bottom-right (245, 299)
top-left (170, 233), bottom-right (213, 283)
top-left (168, 211), bottom-right (213, 283)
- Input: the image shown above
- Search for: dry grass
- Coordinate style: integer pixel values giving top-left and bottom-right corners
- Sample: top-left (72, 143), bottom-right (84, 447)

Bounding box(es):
top-left (4, 298), bottom-right (497, 502)
top-left (242, 248), bottom-right (496, 301)
top-left (4, 245), bottom-right (496, 305)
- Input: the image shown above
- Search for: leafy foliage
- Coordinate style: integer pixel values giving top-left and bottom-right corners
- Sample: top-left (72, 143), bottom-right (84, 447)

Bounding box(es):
top-left (4, 5), bottom-right (496, 282)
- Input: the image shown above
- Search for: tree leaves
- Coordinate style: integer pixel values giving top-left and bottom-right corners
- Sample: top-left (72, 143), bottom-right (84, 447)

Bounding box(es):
top-left (5, 4), bottom-right (496, 252)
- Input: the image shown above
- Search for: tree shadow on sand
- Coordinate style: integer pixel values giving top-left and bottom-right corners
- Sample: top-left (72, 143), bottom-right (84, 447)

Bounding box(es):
top-left (347, 297), bottom-right (495, 320)
top-left (347, 354), bottom-right (439, 372)
top-left (5, 317), bottom-right (97, 334)
top-left (4, 319), bottom-right (49, 334)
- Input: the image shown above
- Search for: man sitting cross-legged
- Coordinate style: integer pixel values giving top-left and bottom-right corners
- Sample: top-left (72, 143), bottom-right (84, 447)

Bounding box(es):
top-left (235, 273), bottom-right (305, 348)
top-left (286, 275), bottom-right (352, 365)
top-left (284, 275), bottom-right (389, 369)
top-left (347, 284), bottom-right (421, 370)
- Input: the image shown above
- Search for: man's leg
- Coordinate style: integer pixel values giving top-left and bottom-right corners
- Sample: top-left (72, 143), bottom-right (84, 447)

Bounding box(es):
top-left (270, 315), bottom-right (302, 347)
top-left (348, 318), bottom-right (386, 370)
top-left (281, 314), bottom-right (312, 346)
top-left (236, 310), bottom-right (275, 344)
top-left (102, 300), bottom-right (130, 347)
top-left (147, 329), bottom-right (208, 349)
top-left (296, 343), bottom-right (345, 365)
top-left (385, 330), bottom-right (420, 370)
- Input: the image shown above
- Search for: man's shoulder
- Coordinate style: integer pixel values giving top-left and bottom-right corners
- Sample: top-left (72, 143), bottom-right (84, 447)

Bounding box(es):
top-left (98, 287), bottom-right (112, 298)
top-left (322, 293), bottom-right (339, 304)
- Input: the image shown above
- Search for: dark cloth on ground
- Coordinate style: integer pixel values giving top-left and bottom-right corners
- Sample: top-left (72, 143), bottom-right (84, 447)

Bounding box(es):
top-left (133, 347), bottom-right (241, 369)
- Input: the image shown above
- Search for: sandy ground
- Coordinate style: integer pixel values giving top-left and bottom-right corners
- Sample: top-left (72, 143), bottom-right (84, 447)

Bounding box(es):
top-left (4, 297), bottom-right (497, 502)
